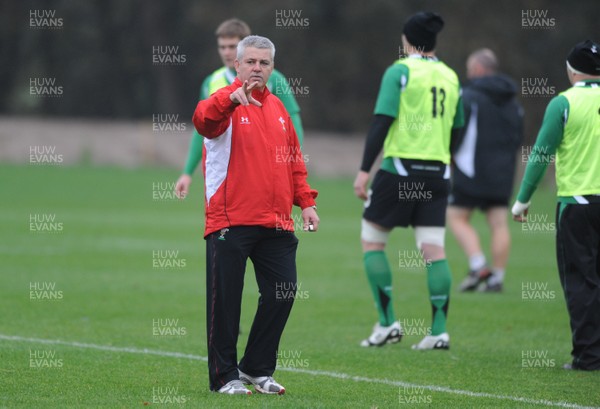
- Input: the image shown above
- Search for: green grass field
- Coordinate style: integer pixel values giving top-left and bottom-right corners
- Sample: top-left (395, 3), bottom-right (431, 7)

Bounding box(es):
top-left (1, 163), bottom-right (598, 408)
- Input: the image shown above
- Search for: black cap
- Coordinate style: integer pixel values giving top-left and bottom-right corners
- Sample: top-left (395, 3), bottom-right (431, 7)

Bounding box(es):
top-left (403, 12), bottom-right (444, 52)
top-left (567, 40), bottom-right (600, 76)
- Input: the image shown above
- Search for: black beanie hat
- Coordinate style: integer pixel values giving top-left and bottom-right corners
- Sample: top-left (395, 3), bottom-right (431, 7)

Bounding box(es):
top-left (403, 12), bottom-right (444, 52)
top-left (567, 40), bottom-right (600, 76)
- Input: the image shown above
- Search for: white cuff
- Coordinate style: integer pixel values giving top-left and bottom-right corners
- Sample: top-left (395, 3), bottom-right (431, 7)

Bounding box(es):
top-left (511, 200), bottom-right (531, 216)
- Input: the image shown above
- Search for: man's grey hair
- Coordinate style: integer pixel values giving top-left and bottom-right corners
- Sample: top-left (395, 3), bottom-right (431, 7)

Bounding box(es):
top-left (469, 48), bottom-right (498, 73)
top-left (236, 35), bottom-right (276, 61)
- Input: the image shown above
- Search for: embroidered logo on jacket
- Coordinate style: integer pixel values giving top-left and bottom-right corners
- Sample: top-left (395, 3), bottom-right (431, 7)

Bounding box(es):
top-left (218, 228), bottom-right (229, 241)
top-left (240, 117), bottom-right (251, 125)
top-left (278, 116), bottom-right (286, 132)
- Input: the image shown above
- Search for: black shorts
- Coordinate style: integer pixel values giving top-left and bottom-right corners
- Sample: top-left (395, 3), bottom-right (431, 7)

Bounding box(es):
top-left (363, 169), bottom-right (450, 228)
top-left (448, 188), bottom-right (509, 210)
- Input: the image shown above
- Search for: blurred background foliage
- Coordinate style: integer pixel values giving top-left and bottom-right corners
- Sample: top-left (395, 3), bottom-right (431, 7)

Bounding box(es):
top-left (1, 0), bottom-right (598, 142)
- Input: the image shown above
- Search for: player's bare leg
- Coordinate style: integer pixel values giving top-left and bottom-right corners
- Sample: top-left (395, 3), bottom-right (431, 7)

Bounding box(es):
top-left (484, 207), bottom-right (510, 291)
top-left (447, 206), bottom-right (480, 256)
top-left (447, 206), bottom-right (490, 291)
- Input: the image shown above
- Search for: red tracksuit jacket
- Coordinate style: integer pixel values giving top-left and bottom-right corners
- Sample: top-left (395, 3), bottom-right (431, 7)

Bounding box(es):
top-left (193, 78), bottom-right (318, 237)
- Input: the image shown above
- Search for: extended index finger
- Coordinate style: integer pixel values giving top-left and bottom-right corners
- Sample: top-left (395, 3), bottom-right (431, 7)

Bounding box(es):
top-left (248, 96), bottom-right (262, 107)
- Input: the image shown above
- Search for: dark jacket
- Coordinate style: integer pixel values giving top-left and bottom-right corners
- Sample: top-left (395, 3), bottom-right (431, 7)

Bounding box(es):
top-left (452, 74), bottom-right (524, 199)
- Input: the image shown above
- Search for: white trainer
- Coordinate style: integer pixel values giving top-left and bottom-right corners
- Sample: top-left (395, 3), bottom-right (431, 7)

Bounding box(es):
top-left (360, 321), bottom-right (403, 347)
top-left (217, 379), bottom-right (252, 395)
top-left (238, 370), bottom-right (285, 395)
top-left (411, 332), bottom-right (450, 350)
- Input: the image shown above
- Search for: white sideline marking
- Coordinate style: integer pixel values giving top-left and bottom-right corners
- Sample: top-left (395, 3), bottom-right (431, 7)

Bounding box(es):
top-left (1, 334), bottom-right (597, 409)
top-left (0, 334), bottom-right (206, 362)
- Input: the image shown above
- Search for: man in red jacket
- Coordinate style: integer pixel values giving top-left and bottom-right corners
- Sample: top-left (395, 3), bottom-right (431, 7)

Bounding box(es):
top-left (193, 35), bottom-right (319, 395)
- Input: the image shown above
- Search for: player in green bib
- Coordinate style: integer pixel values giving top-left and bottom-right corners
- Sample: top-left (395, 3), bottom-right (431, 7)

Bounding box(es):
top-left (175, 19), bottom-right (304, 198)
top-left (354, 12), bottom-right (464, 350)
top-left (512, 40), bottom-right (600, 370)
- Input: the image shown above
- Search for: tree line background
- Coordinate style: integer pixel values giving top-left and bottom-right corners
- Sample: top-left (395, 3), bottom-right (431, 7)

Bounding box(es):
top-left (1, 0), bottom-right (598, 143)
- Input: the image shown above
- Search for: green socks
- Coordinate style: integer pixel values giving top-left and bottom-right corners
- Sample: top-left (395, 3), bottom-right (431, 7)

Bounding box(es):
top-left (426, 259), bottom-right (451, 335)
top-left (364, 251), bottom-right (396, 326)
top-left (364, 251), bottom-right (451, 334)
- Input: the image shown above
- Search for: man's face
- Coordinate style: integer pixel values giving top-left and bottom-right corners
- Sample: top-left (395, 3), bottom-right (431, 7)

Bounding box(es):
top-left (217, 36), bottom-right (240, 69)
top-left (234, 47), bottom-right (273, 90)
top-left (466, 57), bottom-right (478, 79)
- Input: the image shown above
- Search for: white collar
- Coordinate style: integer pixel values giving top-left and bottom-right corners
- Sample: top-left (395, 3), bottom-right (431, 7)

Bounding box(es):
top-left (574, 81), bottom-right (600, 88)
top-left (407, 53), bottom-right (438, 61)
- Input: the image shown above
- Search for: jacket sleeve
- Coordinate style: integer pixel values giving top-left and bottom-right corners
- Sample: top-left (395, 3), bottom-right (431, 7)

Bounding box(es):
top-left (288, 118), bottom-right (318, 209)
top-left (192, 87), bottom-right (237, 139)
